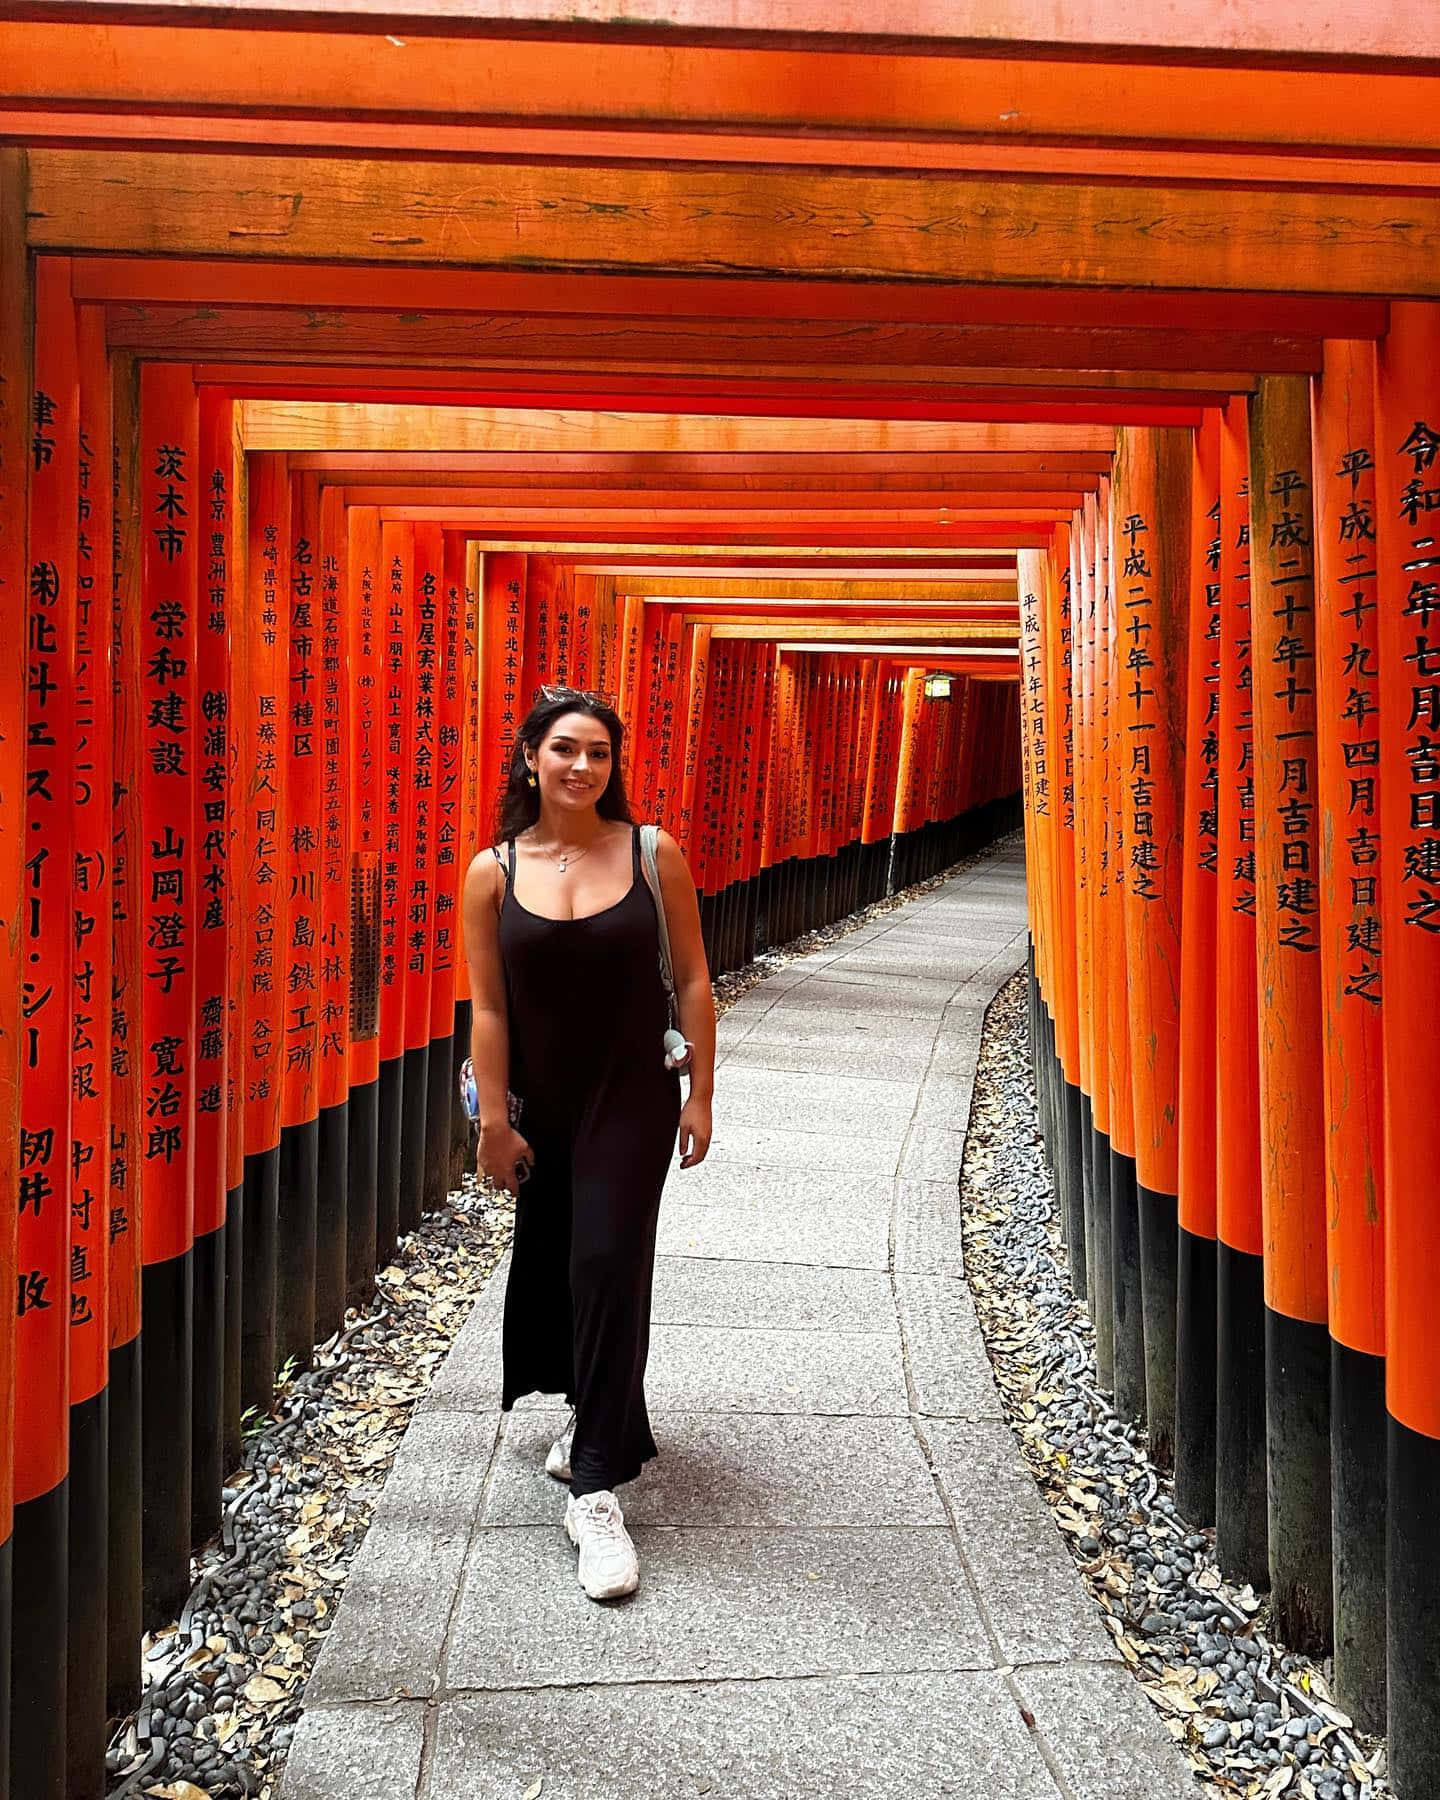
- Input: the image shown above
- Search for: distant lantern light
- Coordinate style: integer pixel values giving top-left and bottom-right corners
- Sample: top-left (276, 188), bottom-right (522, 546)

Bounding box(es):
top-left (924, 673), bottom-right (953, 699)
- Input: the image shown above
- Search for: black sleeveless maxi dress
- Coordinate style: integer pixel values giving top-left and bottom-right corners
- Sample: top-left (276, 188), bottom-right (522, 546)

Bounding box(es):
top-left (496, 825), bottom-right (681, 1496)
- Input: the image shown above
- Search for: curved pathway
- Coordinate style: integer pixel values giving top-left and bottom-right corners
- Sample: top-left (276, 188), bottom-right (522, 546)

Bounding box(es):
top-left (283, 839), bottom-right (1196, 1800)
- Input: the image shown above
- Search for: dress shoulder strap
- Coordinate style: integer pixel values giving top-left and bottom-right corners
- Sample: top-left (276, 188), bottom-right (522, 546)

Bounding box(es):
top-left (490, 841), bottom-right (515, 887)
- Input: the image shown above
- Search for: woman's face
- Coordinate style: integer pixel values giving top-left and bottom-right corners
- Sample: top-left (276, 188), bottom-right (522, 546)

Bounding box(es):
top-left (527, 710), bottom-right (614, 813)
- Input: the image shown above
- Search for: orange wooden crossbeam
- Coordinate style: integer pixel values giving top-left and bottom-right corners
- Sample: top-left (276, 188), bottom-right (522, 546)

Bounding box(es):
top-left (103, 305), bottom-right (1320, 379)
top-left (7, 26), bottom-right (1440, 161)
top-left (26, 150), bottom-right (1440, 299)
top-left (70, 259), bottom-right (1389, 342)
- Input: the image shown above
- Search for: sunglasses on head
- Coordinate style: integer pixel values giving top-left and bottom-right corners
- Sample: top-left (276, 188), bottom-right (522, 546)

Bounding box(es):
top-left (536, 683), bottom-right (615, 709)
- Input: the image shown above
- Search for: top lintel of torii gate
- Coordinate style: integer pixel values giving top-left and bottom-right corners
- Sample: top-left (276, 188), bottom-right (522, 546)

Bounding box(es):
top-left (19, 0), bottom-right (1439, 62)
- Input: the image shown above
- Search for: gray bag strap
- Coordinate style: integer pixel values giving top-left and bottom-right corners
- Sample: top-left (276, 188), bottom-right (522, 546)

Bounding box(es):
top-left (638, 824), bottom-right (676, 1010)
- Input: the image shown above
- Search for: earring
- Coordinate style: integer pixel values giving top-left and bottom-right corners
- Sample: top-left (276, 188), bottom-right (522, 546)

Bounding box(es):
top-left (526, 771), bottom-right (538, 788)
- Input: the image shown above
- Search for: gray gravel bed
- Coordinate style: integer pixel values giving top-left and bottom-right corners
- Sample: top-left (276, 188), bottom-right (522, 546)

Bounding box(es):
top-left (961, 973), bottom-right (1391, 1800)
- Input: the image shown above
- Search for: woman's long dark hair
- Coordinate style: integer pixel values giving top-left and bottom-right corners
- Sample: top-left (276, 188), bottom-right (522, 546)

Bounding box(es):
top-left (497, 692), bottom-right (635, 841)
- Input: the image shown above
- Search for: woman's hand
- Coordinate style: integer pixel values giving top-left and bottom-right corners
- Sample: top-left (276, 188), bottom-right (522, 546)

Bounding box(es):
top-left (478, 1122), bottom-right (534, 1195)
top-left (677, 1095), bottom-right (712, 1170)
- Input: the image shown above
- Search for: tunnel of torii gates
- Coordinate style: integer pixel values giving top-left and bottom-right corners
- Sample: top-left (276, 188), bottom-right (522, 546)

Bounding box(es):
top-left (3, 5), bottom-right (1440, 1798)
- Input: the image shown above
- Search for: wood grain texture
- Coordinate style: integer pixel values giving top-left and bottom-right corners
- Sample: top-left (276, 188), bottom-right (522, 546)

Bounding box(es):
top-left (27, 149), bottom-right (1440, 296)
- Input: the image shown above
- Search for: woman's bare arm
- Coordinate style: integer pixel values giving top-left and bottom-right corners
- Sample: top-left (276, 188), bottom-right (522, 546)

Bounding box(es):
top-left (656, 829), bottom-right (716, 1108)
top-left (461, 850), bottom-right (511, 1126)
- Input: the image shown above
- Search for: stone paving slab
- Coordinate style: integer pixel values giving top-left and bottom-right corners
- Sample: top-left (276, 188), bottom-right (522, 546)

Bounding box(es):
top-left (278, 1700), bottom-right (425, 1800)
top-left (445, 1524), bottom-right (992, 1689)
top-left (657, 1199), bottom-right (890, 1270)
top-left (305, 1410), bottom-right (495, 1703)
top-left (650, 1255), bottom-right (896, 1330)
top-left (707, 1063), bottom-right (919, 1123)
top-left (286, 840), bottom-right (1197, 1800)
top-left (1015, 1661), bottom-right (1204, 1800)
top-left (896, 1273), bottom-right (1006, 1421)
top-left (483, 1410), bottom-right (949, 1528)
top-left (716, 1035), bottom-right (936, 1080)
top-left (701, 1120), bottom-right (902, 1174)
top-left (425, 1671), bottom-right (1064, 1800)
top-left (922, 1419), bottom-right (1115, 1665)
top-left (892, 1177), bottom-right (968, 1278)
top-left (642, 1322), bottom-right (908, 1415)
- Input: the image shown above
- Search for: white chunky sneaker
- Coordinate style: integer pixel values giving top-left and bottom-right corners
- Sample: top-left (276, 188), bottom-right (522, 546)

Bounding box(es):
top-left (564, 1490), bottom-right (640, 1601)
top-left (545, 1411), bottom-right (576, 1482)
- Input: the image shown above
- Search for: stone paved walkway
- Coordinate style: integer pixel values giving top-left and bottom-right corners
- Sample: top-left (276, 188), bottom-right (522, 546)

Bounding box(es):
top-left (282, 839), bottom-right (1196, 1800)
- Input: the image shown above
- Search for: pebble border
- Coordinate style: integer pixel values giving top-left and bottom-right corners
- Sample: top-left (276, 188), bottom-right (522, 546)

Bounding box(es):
top-left (961, 973), bottom-right (1390, 1800)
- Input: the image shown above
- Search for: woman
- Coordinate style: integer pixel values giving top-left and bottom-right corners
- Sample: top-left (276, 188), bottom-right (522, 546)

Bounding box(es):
top-left (461, 685), bottom-right (716, 1602)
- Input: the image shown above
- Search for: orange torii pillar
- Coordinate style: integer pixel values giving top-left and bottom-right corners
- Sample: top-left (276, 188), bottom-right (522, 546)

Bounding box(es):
top-left (14, 253), bottom-right (77, 1800)
top-left (1113, 426), bottom-right (1191, 1471)
top-left (344, 506), bottom-right (381, 1304)
top-left (1102, 494), bottom-right (1145, 1432)
top-left (137, 361), bottom-right (199, 1627)
top-left (378, 521), bottom-right (413, 1248)
top-left (449, 541), bottom-right (482, 1191)
top-left (1374, 302), bottom-right (1440, 1799)
top-left (313, 488), bottom-right (351, 1337)
top-left (196, 393), bottom-right (239, 1532)
top-left (0, 149), bottom-right (25, 1800)
top-left (106, 351), bottom-right (142, 1721)
top-left (1047, 525), bottom-right (1086, 1300)
top-left (402, 524), bottom-right (440, 1226)
top-left (1311, 339), bottom-right (1387, 1730)
top-left (1214, 398), bottom-right (1269, 1586)
top-left (191, 394), bottom-right (233, 1540)
top-left (1174, 411), bottom-right (1222, 1524)
top-left (1017, 553), bottom-right (1061, 1218)
top-left (425, 532), bottom-right (465, 1214)
top-left (1070, 510), bottom-right (1097, 1312)
top-left (1249, 374), bottom-right (1333, 1652)
top-left (277, 472), bottom-right (320, 1370)
top-left (240, 452), bottom-right (289, 1413)
top-left (69, 302), bottom-right (113, 1799)
top-left (1084, 490), bottom-right (1117, 1393)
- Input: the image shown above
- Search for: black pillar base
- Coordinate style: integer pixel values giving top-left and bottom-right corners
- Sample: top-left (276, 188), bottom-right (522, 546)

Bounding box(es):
top-left (140, 1247), bottom-right (194, 1628)
top-left (1331, 1340), bottom-right (1386, 1733)
top-left (105, 1334), bottom-right (142, 1718)
top-left (240, 1143), bottom-right (280, 1414)
top-left (449, 1002), bottom-right (473, 1194)
top-left (1174, 1225), bottom-right (1218, 1526)
top-left (399, 1042), bottom-right (429, 1237)
top-left (376, 1055), bottom-right (404, 1265)
top-left (66, 1388), bottom-right (107, 1800)
top-left (1079, 1091), bottom-right (1096, 1320)
top-left (0, 1530), bottom-right (9, 1800)
top-left (1061, 1078), bottom-right (1086, 1299)
top-left (190, 1222), bottom-right (225, 1541)
top-left (10, 1479), bottom-right (66, 1800)
top-left (423, 1029), bottom-right (453, 1213)
top-left (1089, 1123), bottom-right (1115, 1393)
top-left (1216, 1241), bottom-right (1270, 1590)
top-left (222, 1182), bottom-right (244, 1474)
top-left (1389, 1415), bottom-right (1440, 1800)
top-left (1110, 1146), bottom-right (1146, 1429)
top-left (346, 1077), bottom-right (380, 1307)
top-left (315, 1098), bottom-right (350, 1341)
top-left (276, 1115), bottom-right (319, 1373)
top-left (1137, 1182), bottom-right (1179, 1472)
top-left (1265, 1307), bottom-right (1333, 1654)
